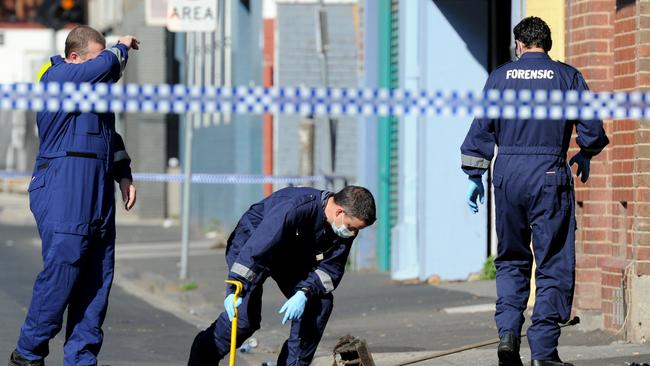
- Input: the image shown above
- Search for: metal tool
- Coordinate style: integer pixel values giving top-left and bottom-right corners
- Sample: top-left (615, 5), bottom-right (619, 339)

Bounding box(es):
top-left (225, 280), bottom-right (244, 366)
top-left (393, 316), bottom-right (581, 366)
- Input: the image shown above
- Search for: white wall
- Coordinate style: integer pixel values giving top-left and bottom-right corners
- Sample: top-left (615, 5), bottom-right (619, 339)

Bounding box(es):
top-left (88, 0), bottom-right (125, 31)
top-left (0, 28), bottom-right (68, 83)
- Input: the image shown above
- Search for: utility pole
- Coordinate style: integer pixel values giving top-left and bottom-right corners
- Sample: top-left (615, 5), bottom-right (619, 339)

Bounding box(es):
top-left (180, 32), bottom-right (195, 280)
top-left (316, 1), bottom-right (337, 175)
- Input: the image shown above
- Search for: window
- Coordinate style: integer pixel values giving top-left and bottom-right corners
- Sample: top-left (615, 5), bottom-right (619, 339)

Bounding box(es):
top-left (0, 0), bottom-right (45, 23)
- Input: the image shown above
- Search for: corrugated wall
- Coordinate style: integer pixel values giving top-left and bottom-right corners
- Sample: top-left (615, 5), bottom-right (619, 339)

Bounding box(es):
top-left (118, 2), bottom-right (169, 219)
top-left (275, 3), bottom-right (359, 182)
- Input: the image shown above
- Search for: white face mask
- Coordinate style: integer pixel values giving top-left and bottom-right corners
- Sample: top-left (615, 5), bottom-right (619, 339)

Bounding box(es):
top-left (331, 212), bottom-right (355, 239)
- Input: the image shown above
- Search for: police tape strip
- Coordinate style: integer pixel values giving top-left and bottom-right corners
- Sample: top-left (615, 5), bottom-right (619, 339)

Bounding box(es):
top-left (0, 170), bottom-right (337, 185)
top-left (1, 82), bottom-right (650, 120)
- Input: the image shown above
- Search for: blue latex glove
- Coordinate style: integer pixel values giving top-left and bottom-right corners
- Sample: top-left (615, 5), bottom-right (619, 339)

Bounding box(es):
top-left (466, 176), bottom-right (485, 214)
top-left (569, 152), bottom-right (591, 183)
top-left (224, 294), bottom-right (243, 322)
top-left (278, 291), bottom-right (307, 325)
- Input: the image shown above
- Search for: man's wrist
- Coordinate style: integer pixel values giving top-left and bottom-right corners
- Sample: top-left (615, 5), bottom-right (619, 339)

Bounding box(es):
top-left (578, 150), bottom-right (593, 160)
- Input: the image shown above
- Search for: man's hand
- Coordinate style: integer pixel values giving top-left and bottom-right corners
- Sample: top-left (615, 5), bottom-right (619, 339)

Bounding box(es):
top-left (119, 178), bottom-right (136, 211)
top-left (466, 176), bottom-right (485, 214)
top-left (224, 294), bottom-right (243, 322)
top-left (117, 35), bottom-right (140, 50)
top-left (278, 291), bottom-right (307, 325)
top-left (569, 152), bottom-right (591, 183)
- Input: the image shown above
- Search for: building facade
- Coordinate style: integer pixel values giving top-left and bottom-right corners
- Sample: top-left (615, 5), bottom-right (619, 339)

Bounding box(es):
top-left (360, 0), bottom-right (512, 280)
top-left (566, 0), bottom-right (650, 341)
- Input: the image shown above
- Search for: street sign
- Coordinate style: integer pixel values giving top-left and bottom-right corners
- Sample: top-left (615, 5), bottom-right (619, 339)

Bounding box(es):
top-left (166, 0), bottom-right (217, 32)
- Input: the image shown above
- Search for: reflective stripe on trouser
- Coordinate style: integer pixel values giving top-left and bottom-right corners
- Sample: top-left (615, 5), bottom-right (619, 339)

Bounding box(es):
top-left (188, 277), bottom-right (334, 366)
top-left (17, 156), bottom-right (116, 366)
top-left (492, 154), bottom-right (576, 361)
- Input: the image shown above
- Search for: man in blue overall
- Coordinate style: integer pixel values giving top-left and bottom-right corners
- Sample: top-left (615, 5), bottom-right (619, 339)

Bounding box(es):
top-left (187, 186), bottom-right (376, 366)
top-left (461, 17), bottom-right (608, 366)
top-left (9, 26), bottom-right (139, 366)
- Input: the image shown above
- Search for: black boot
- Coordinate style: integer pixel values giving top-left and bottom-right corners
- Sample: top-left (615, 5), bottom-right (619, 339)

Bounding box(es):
top-left (497, 333), bottom-right (523, 366)
top-left (187, 326), bottom-right (225, 366)
top-left (531, 360), bottom-right (574, 366)
top-left (8, 350), bottom-right (44, 366)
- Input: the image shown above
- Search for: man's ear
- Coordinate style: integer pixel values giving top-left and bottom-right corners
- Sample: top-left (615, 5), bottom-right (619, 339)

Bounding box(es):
top-left (68, 52), bottom-right (82, 63)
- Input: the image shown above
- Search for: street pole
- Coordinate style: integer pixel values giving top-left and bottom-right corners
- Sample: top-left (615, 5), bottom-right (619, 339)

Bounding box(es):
top-left (180, 32), bottom-right (195, 280)
top-left (315, 1), bottom-right (337, 175)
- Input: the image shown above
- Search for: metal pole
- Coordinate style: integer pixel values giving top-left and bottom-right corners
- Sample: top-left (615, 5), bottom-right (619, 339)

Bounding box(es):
top-left (180, 32), bottom-right (195, 280)
top-left (316, 1), bottom-right (337, 174)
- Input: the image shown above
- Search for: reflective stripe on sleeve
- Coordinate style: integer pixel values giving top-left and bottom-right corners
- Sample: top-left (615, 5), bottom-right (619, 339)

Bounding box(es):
top-left (315, 269), bottom-right (334, 293)
top-left (108, 47), bottom-right (126, 73)
top-left (231, 262), bottom-right (257, 283)
top-left (114, 150), bottom-right (130, 162)
top-left (461, 154), bottom-right (491, 169)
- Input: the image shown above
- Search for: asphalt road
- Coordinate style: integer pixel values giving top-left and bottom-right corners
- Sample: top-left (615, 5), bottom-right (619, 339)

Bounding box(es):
top-left (2, 220), bottom-right (649, 366)
top-left (0, 223), bottom-right (198, 366)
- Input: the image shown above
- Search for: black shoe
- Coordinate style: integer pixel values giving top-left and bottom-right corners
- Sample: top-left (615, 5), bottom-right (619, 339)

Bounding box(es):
top-left (497, 333), bottom-right (523, 366)
top-left (531, 360), bottom-right (574, 366)
top-left (8, 350), bottom-right (44, 366)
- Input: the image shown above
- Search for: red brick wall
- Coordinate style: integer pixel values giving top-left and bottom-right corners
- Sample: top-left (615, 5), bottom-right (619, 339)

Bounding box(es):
top-left (566, 0), bottom-right (650, 334)
top-left (566, 0), bottom-right (615, 315)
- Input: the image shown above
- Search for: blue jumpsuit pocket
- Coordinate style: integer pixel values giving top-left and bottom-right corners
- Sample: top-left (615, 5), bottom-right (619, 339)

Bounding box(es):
top-left (28, 168), bottom-right (50, 221)
top-left (46, 223), bottom-right (90, 266)
top-left (28, 174), bottom-right (45, 192)
top-left (74, 119), bottom-right (100, 135)
top-left (493, 174), bottom-right (504, 189)
top-left (543, 171), bottom-right (572, 217)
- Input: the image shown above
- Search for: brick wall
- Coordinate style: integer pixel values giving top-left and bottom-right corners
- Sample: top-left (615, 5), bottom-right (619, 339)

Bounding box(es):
top-left (566, 0), bottom-right (650, 337)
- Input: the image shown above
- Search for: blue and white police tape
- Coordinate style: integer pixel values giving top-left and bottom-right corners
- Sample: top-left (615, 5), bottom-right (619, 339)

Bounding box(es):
top-left (2, 82), bottom-right (650, 120)
top-left (0, 170), bottom-right (338, 185)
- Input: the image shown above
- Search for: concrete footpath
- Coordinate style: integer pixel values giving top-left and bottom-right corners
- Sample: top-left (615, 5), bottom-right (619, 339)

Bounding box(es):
top-left (1, 192), bottom-right (649, 365)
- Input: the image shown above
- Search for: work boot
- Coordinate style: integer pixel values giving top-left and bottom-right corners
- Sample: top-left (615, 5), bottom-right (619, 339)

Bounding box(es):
top-left (531, 360), bottom-right (574, 366)
top-left (497, 333), bottom-right (523, 366)
top-left (8, 350), bottom-right (44, 366)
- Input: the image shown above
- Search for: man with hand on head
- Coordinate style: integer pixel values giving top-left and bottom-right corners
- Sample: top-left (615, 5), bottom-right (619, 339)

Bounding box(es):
top-left (188, 186), bottom-right (376, 366)
top-left (9, 26), bottom-right (139, 366)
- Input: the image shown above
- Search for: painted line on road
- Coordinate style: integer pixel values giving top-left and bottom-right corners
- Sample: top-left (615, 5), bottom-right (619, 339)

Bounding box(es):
top-left (115, 241), bottom-right (221, 260)
top-left (116, 241), bottom-right (218, 251)
top-left (443, 303), bottom-right (495, 314)
top-left (115, 249), bottom-right (219, 260)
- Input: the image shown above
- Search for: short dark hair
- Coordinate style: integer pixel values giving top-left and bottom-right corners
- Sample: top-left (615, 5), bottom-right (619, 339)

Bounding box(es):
top-left (65, 25), bottom-right (106, 58)
top-left (333, 186), bottom-right (376, 226)
top-left (513, 16), bottom-right (552, 52)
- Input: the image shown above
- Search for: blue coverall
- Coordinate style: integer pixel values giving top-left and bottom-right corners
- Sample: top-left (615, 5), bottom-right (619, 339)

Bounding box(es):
top-left (188, 187), bottom-right (354, 366)
top-left (460, 52), bottom-right (609, 361)
top-left (16, 44), bottom-right (132, 365)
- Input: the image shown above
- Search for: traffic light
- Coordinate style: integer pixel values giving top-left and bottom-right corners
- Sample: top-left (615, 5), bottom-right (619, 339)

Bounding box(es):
top-left (37, 0), bottom-right (86, 30)
top-left (61, 0), bottom-right (75, 11)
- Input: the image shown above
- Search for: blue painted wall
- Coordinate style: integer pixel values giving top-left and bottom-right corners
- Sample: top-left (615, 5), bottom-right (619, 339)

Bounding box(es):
top-left (355, 0), bottom-right (380, 270)
top-left (418, 0), bottom-right (489, 280)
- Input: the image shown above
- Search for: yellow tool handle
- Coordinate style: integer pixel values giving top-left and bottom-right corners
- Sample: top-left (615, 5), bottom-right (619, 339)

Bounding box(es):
top-left (225, 280), bottom-right (243, 366)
